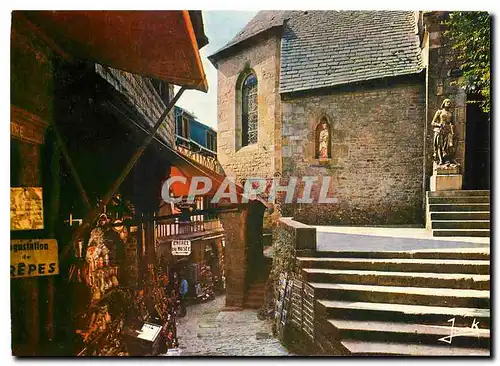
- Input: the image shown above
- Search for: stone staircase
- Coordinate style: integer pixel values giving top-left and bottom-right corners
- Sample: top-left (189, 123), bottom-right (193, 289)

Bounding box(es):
top-left (426, 190), bottom-right (490, 237)
top-left (243, 256), bottom-right (272, 309)
top-left (298, 249), bottom-right (490, 356)
top-left (244, 282), bottom-right (267, 309)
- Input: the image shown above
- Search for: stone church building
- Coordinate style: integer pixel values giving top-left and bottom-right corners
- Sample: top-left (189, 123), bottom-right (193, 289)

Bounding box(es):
top-left (209, 11), bottom-right (490, 226)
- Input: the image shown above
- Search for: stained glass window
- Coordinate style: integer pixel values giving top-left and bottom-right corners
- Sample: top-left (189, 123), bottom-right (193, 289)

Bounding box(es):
top-left (242, 73), bottom-right (258, 146)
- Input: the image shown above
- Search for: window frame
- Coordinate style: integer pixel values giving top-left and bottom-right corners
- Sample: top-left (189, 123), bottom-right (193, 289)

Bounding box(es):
top-left (240, 72), bottom-right (258, 147)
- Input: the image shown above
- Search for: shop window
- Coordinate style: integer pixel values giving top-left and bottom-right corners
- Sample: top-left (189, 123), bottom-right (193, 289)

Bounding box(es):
top-left (206, 131), bottom-right (217, 152)
top-left (151, 79), bottom-right (170, 106)
top-left (176, 115), bottom-right (190, 139)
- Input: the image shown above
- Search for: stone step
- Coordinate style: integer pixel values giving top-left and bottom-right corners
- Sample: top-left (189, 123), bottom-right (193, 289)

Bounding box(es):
top-left (317, 300), bottom-right (490, 328)
top-left (309, 282), bottom-right (489, 308)
top-left (429, 196), bottom-right (490, 204)
top-left (429, 203), bottom-right (490, 212)
top-left (308, 249), bottom-right (490, 260)
top-left (243, 297), bottom-right (264, 304)
top-left (247, 287), bottom-right (266, 294)
top-left (245, 295), bottom-right (265, 303)
top-left (297, 257), bottom-right (490, 274)
top-left (246, 289), bottom-right (266, 296)
top-left (302, 268), bottom-right (489, 290)
top-left (430, 211), bottom-right (490, 221)
top-left (428, 196), bottom-right (490, 204)
top-left (340, 340), bottom-right (490, 356)
top-left (428, 190), bottom-right (490, 197)
top-left (433, 229), bottom-right (490, 237)
top-left (431, 220), bottom-right (490, 229)
top-left (326, 319), bottom-right (490, 349)
top-left (243, 302), bottom-right (262, 309)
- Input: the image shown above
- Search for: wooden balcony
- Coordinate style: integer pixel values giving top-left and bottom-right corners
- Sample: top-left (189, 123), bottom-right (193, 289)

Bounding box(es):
top-left (155, 218), bottom-right (223, 240)
top-left (175, 136), bottom-right (223, 174)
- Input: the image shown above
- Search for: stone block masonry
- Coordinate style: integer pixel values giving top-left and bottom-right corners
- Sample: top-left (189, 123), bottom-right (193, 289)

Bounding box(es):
top-left (219, 210), bottom-right (247, 308)
top-left (214, 32), bottom-right (282, 182)
top-left (423, 12), bottom-right (467, 191)
top-left (281, 78), bottom-right (427, 225)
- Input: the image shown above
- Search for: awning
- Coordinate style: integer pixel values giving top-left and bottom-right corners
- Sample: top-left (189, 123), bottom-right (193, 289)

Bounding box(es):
top-left (168, 166), bottom-right (219, 197)
top-left (18, 11), bottom-right (208, 92)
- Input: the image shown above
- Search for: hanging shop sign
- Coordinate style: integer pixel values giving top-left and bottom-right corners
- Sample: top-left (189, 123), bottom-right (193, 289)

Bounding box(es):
top-left (10, 239), bottom-right (59, 278)
top-left (10, 187), bottom-right (44, 231)
top-left (171, 240), bottom-right (191, 256)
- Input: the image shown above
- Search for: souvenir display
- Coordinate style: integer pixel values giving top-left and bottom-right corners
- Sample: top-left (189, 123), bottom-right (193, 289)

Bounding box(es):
top-left (122, 278), bottom-right (179, 355)
top-left (198, 263), bottom-right (215, 301)
top-left (85, 227), bottom-right (120, 302)
top-left (74, 194), bottom-right (180, 356)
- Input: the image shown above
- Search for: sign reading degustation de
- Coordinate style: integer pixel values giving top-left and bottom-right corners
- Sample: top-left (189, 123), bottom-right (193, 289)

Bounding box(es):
top-left (11, 239), bottom-right (59, 278)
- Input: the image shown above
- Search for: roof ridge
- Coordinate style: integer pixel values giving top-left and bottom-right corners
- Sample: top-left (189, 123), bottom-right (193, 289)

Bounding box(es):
top-left (209, 10), bottom-right (293, 60)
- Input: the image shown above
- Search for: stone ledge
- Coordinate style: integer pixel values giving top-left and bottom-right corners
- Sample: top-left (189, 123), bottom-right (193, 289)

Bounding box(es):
top-left (279, 217), bottom-right (317, 250)
top-left (430, 174), bottom-right (462, 191)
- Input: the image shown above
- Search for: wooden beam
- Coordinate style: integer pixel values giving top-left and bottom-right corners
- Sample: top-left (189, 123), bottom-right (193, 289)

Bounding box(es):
top-left (62, 86), bottom-right (187, 261)
top-left (51, 122), bottom-right (91, 209)
top-left (14, 12), bottom-right (72, 61)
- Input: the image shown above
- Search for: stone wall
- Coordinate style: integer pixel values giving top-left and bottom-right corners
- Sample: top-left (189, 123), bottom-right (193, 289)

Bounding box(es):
top-left (219, 209), bottom-right (247, 308)
top-left (214, 33), bottom-right (281, 182)
top-left (423, 12), bottom-right (467, 188)
top-left (281, 77), bottom-right (427, 225)
top-left (268, 218), bottom-right (324, 354)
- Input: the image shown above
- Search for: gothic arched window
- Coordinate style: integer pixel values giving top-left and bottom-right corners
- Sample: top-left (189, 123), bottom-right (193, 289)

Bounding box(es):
top-left (241, 73), bottom-right (258, 146)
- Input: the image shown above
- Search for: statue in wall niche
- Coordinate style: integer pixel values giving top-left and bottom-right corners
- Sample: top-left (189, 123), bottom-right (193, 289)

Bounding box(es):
top-left (316, 118), bottom-right (330, 159)
top-left (431, 98), bottom-right (457, 166)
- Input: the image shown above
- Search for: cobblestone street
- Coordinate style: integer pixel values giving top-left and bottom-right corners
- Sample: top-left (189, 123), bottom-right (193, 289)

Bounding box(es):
top-left (167, 295), bottom-right (291, 356)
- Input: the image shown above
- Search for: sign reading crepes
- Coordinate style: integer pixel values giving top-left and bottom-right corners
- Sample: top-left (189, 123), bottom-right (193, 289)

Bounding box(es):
top-left (171, 240), bottom-right (191, 256)
top-left (11, 239), bottom-right (59, 278)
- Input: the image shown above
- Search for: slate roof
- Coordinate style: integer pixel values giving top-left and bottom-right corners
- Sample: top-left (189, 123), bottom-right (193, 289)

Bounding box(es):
top-left (280, 11), bottom-right (424, 93)
top-left (210, 10), bottom-right (294, 58)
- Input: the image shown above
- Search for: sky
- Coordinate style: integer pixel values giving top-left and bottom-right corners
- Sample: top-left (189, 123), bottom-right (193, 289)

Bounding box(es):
top-left (174, 11), bottom-right (258, 130)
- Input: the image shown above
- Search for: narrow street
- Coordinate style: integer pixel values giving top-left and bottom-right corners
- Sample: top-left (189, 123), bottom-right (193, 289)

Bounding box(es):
top-left (8, 10), bottom-right (491, 358)
top-left (166, 295), bottom-right (291, 356)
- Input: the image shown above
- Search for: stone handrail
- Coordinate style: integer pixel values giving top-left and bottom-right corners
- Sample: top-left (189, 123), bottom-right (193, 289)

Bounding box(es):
top-left (278, 217), bottom-right (317, 251)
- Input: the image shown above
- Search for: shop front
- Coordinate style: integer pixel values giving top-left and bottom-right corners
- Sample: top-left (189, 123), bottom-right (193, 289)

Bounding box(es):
top-left (157, 227), bottom-right (226, 303)
top-left (10, 11), bottom-right (208, 356)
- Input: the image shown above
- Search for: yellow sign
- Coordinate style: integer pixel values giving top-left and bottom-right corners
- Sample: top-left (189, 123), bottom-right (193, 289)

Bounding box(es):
top-left (10, 187), bottom-right (44, 231)
top-left (11, 239), bottom-right (59, 278)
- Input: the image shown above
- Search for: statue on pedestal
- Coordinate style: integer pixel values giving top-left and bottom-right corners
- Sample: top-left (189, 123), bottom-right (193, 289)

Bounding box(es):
top-left (317, 118), bottom-right (330, 159)
top-left (431, 99), bottom-right (456, 166)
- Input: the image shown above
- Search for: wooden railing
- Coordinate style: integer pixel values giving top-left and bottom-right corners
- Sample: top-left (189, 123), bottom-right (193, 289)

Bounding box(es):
top-left (175, 138), bottom-right (223, 174)
top-left (155, 218), bottom-right (223, 239)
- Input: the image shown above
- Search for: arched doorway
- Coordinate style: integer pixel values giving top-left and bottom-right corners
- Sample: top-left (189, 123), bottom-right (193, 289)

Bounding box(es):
top-left (463, 94), bottom-right (490, 190)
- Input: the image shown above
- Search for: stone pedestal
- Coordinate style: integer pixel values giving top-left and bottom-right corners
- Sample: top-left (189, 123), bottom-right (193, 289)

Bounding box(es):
top-left (430, 163), bottom-right (462, 191)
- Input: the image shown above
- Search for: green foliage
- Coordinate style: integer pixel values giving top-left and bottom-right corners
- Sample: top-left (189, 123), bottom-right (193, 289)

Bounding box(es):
top-left (444, 12), bottom-right (491, 113)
